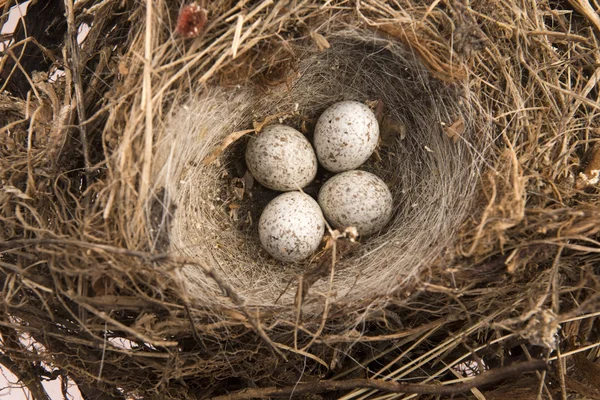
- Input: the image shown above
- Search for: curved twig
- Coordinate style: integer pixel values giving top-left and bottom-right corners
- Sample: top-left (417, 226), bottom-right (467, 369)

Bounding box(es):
top-left (210, 360), bottom-right (548, 400)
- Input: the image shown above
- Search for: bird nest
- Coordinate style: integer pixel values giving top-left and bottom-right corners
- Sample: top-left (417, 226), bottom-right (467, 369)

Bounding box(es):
top-left (155, 29), bottom-right (486, 312)
top-left (0, 1), bottom-right (599, 399)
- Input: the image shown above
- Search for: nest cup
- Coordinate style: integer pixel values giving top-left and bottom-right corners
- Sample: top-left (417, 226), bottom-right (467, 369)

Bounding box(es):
top-left (152, 30), bottom-right (488, 311)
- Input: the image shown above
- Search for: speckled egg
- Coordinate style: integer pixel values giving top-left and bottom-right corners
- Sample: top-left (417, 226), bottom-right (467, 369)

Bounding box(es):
top-left (314, 101), bottom-right (380, 172)
top-left (259, 192), bottom-right (325, 262)
top-left (318, 170), bottom-right (392, 236)
top-left (245, 124), bottom-right (317, 191)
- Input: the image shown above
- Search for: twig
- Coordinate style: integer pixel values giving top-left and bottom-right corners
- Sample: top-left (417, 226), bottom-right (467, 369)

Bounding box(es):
top-left (319, 317), bottom-right (450, 344)
top-left (0, 327), bottom-right (52, 400)
top-left (182, 300), bottom-right (204, 346)
top-left (210, 360), bottom-right (548, 400)
top-left (0, 36), bottom-right (58, 94)
top-left (4, 49), bottom-right (41, 99)
top-left (0, 238), bottom-right (287, 359)
top-left (0, 0), bottom-right (14, 29)
top-left (137, 0), bottom-right (154, 220)
top-left (74, 301), bottom-right (178, 347)
top-left (567, 0), bottom-right (600, 33)
top-left (210, 257), bottom-right (287, 360)
top-left (63, 0), bottom-right (92, 183)
top-left (555, 346), bottom-right (568, 400)
top-left (300, 239), bottom-right (336, 352)
top-left (0, 354), bottom-right (51, 400)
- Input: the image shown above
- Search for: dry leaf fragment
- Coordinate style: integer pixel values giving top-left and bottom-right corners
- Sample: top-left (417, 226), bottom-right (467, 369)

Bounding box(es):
top-left (91, 275), bottom-right (113, 296)
top-left (374, 99), bottom-right (384, 122)
top-left (228, 203), bottom-right (241, 220)
top-left (444, 117), bottom-right (465, 143)
top-left (251, 111), bottom-right (290, 132)
top-left (231, 177), bottom-right (245, 200)
top-left (310, 31), bottom-right (330, 52)
top-left (201, 129), bottom-right (254, 166)
top-left (380, 116), bottom-right (406, 146)
top-left (243, 170), bottom-right (254, 190)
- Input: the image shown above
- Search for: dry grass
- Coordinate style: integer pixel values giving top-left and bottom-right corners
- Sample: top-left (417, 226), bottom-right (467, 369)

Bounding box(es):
top-left (0, 0), bottom-right (599, 399)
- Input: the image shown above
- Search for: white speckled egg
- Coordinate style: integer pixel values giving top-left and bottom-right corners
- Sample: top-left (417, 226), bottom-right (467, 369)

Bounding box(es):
top-left (246, 124), bottom-right (317, 191)
top-left (314, 101), bottom-right (379, 172)
top-left (259, 192), bottom-right (325, 262)
top-left (318, 170), bottom-right (392, 236)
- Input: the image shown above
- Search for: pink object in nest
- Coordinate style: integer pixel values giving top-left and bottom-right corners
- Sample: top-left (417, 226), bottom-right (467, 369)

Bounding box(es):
top-left (175, 2), bottom-right (207, 38)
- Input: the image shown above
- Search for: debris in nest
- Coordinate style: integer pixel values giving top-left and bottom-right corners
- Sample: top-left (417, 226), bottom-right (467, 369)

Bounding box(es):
top-left (520, 309), bottom-right (560, 349)
top-left (380, 116), bottom-right (407, 146)
top-left (444, 117), bottom-right (465, 143)
top-left (371, 96), bottom-right (406, 146)
top-left (243, 170), bottom-right (254, 190)
top-left (300, 119), bottom-right (311, 134)
top-left (451, 2), bottom-right (489, 58)
top-left (202, 129), bottom-right (255, 166)
top-left (374, 99), bottom-right (385, 120)
top-left (328, 226), bottom-right (359, 245)
top-left (231, 177), bottom-right (245, 200)
top-left (310, 31), bottom-right (330, 52)
top-left (228, 203), bottom-right (240, 220)
top-left (175, 2), bottom-right (208, 38)
top-left (252, 111), bottom-right (294, 132)
top-left (295, 231), bottom-right (360, 306)
top-left (91, 275), bottom-right (113, 296)
top-left (576, 142), bottom-right (600, 189)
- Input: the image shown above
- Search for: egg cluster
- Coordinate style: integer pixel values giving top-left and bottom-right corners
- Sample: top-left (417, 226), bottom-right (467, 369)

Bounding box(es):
top-left (245, 101), bottom-right (393, 262)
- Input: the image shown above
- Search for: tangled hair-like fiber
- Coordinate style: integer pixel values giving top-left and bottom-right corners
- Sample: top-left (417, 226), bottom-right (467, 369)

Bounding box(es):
top-left (1, 0), bottom-right (599, 399)
top-left (155, 29), bottom-right (488, 311)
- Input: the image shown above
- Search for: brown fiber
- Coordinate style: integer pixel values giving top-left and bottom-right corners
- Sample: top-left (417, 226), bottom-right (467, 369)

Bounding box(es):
top-left (0, 0), bottom-right (599, 399)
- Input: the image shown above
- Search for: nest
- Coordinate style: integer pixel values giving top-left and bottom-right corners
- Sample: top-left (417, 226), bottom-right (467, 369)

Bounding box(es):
top-left (1, 0), bottom-right (599, 399)
top-left (156, 29), bottom-right (487, 310)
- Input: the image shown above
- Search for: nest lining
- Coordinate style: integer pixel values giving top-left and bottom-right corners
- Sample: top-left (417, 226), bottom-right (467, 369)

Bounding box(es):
top-left (152, 30), bottom-right (491, 310)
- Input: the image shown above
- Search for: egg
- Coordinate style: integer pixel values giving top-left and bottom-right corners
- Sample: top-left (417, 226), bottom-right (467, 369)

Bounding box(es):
top-left (259, 192), bottom-right (325, 262)
top-left (314, 101), bottom-right (380, 172)
top-left (318, 170), bottom-right (392, 236)
top-left (246, 124), bottom-right (317, 191)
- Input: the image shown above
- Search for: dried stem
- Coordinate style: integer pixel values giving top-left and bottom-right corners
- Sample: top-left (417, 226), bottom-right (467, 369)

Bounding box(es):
top-left (211, 360), bottom-right (548, 400)
top-left (63, 0), bottom-right (91, 182)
